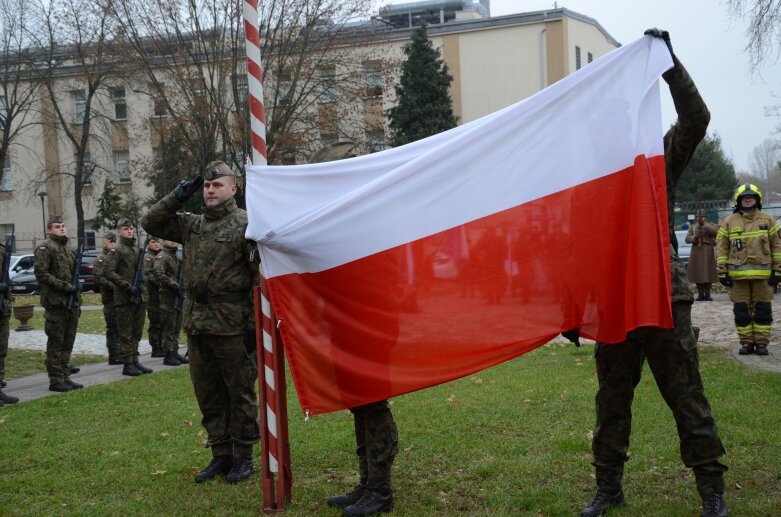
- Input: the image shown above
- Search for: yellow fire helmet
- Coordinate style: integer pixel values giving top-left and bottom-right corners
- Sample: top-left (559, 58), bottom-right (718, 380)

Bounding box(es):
top-left (734, 182), bottom-right (762, 208)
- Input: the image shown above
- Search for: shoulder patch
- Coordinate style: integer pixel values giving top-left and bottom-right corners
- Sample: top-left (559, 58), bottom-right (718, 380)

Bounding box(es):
top-left (155, 254), bottom-right (164, 260)
top-left (38, 246), bottom-right (47, 251)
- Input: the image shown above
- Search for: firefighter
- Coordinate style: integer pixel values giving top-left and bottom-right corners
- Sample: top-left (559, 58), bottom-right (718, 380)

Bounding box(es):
top-left (716, 183), bottom-right (781, 355)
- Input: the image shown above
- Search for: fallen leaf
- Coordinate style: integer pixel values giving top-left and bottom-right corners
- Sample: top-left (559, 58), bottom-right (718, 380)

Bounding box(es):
top-left (735, 483), bottom-right (743, 490)
top-left (151, 470), bottom-right (167, 476)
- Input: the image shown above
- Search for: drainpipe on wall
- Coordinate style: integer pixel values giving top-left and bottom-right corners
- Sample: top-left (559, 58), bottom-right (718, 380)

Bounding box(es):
top-left (539, 28), bottom-right (547, 90)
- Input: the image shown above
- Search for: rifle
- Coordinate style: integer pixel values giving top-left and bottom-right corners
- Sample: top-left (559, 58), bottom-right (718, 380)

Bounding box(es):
top-left (66, 240), bottom-right (84, 311)
top-left (174, 248), bottom-right (185, 312)
top-left (0, 233), bottom-right (14, 307)
top-left (129, 239), bottom-right (147, 305)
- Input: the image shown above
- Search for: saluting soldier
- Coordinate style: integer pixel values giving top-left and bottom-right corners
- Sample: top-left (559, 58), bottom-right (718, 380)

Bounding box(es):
top-left (0, 238), bottom-right (19, 405)
top-left (151, 239), bottom-right (188, 366)
top-left (142, 161), bottom-right (259, 484)
top-left (144, 237), bottom-right (164, 357)
top-left (104, 218), bottom-right (152, 376)
top-left (33, 216), bottom-right (83, 392)
top-left (94, 232), bottom-right (120, 364)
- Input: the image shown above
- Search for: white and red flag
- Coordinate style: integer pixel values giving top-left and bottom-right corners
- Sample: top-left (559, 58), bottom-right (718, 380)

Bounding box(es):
top-left (246, 37), bottom-right (674, 415)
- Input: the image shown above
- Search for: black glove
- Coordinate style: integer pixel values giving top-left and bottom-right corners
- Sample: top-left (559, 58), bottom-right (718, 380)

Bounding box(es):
top-left (769, 270), bottom-right (781, 287)
top-left (245, 329), bottom-right (257, 354)
top-left (561, 328), bottom-right (581, 347)
top-left (66, 285), bottom-right (80, 295)
top-left (127, 285), bottom-right (141, 297)
top-left (0, 282), bottom-right (7, 293)
top-left (644, 28), bottom-right (674, 57)
top-left (172, 176), bottom-right (204, 203)
top-left (718, 272), bottom-right (732, 287)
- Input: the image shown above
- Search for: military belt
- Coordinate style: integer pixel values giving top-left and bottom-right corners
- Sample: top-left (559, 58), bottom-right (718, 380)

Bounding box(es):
top-left (192, 292), bottom-right (247, 304)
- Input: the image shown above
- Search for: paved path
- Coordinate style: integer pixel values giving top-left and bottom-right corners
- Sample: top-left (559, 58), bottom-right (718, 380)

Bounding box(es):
top-left (3, 293), bottom-right (779, 405)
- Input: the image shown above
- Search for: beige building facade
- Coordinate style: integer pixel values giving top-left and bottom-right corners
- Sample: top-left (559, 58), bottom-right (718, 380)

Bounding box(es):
top-left (0, 5), bottom-right (618, 253)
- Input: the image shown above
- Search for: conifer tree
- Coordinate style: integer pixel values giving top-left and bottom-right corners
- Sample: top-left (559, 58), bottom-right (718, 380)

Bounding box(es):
top-left (387, 23), bottom-right (458, 146)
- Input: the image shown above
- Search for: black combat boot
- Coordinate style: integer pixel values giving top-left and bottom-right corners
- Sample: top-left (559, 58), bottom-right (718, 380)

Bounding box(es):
top-left (163, 352), bottom-right (181, 366)
top-left (69, 365), bottom-right (80, 374)
top-left (701, 493), bottom-right (728, 517)
top-left (738, 342), bottom-right (755, 355)
top-left (65, 379), bottom-right (84, 389)
top-left (755, 344), bottom-right (769, 356)
top-left (108, 356), bottom-right (123, 365)
top-left (151, 348), bottom-right (165, 358)
top-left (134, 361), bottom-right (153, 374)
top-left (580, 488), bottom-right (625, 517)
top-left (327, 483), bottom-right (367, 508)
top-left (49, 382), bottom-right (74, 392)
top-left (175, 352), bottom-right (189, 364)
top-left (194, 455), bottom-right (233, 483)
top-left (0, 390), bottom-right (19, 404)
top-left (226, 457), bottom-right (254, 484)
top-left (343, 486), bottom-right (394, 516)
top-left (122, 363), bottom-right (142, 377)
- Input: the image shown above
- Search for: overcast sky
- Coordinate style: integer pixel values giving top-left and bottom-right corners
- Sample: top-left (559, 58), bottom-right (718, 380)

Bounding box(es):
top-left (483, 0), bottom-right (781, 172)
top-left (384, 1), bottom-right (781, 171)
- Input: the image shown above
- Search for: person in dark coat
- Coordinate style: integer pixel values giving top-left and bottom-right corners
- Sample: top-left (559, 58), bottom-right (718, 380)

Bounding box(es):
top-left (686, 209), bottom-right (718, 300)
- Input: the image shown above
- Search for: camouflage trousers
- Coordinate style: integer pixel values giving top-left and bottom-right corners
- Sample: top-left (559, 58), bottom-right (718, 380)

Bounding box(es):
top-left (44, 307), bottom-right (79, 384)
top-left (188, 334), bottom-right (259, 458)
top-left (159, 307), bottom-right (182, 353)
top-left (592, 301), bottom-right (727, 498)
top-left (0, 309), bottom-right (9, 384)
top-left (147, 298), bottom-right (163, 353)
top-left (101, 292), bottom-right (118, 359)
top-left (350, 400), bottom-right (398, 489)
top-left (116, 302), bottom-right (146, 364)
top-left (728, 279), bottom-right (774, 346)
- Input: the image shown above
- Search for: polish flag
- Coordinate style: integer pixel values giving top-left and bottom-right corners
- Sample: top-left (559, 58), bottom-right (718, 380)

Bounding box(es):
top-left (246, 37), bottom-right (674, 415)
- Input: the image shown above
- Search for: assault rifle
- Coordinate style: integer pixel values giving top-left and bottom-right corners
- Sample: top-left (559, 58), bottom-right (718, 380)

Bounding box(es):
top-left (174, 248), bottom-right (185, 312)
top-left (129, 239), bottom-right (147, 305)
top-left (66, 240), bottom-right (84, 311)
top-left (0, 233), bottom-right (14, 307)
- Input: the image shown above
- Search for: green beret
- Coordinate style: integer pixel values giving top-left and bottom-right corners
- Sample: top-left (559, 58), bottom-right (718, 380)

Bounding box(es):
top-left (47, 215), bottom-right (64, 225)
top-left (116, 218), bottom-right (133, 229)
top-left (202, 160), bottom-right (236, 181)
top-left (103, 232), bottom-right (116, 241)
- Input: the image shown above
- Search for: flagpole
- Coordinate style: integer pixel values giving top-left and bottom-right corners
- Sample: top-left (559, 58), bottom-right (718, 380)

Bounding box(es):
top-left (244, 0), bottom-right (291, 512)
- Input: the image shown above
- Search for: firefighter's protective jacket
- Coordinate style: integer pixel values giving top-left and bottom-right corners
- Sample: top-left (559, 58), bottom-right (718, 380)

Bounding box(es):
top-left (716, 210), bottom-right (781, 279)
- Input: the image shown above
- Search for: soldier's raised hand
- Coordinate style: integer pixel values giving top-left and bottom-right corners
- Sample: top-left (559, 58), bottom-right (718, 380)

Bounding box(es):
top-left (644, 28), bottom-right (674, 57)
top-left (173, 176), bottom-right (205, 203)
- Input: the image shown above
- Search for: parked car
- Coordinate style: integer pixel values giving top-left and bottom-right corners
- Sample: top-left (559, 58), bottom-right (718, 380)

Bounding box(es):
top-left (79, 250), bottom-right (101, 293)
top-left (675, 230), bottom-right (692, 268)
top-left (8, 254), bottom-right (34, 279)
top-left (9, 268), bottom-right (38, 294)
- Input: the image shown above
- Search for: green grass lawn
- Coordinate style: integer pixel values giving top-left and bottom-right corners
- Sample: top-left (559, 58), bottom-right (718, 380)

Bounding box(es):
top-left (4, 349), bottom-right (107, 379)
top-left (0, 344), bottom-right (778, 516)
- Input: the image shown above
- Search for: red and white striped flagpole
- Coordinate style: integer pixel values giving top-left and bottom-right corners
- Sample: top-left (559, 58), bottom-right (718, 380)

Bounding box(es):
top-left (244, 0), bottom-right (292, 512)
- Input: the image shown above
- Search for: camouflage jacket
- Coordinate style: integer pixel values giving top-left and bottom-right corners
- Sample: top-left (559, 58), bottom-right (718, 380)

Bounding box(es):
top-left (143, 248), bottom-right (160, 303)
top-left (104, 236), bottom-right (148, 306)
top-left (151, 246), bottom-right (180, 310)
top-left (33, 236), bottom-right (81, 310)
top-left (0, 243), bottom-right (12, 315)
top-left (663, 56), bottom-right (710, 303)
top-left (93, 247), bottom-right (114, 294)
top-left (142, 194), bottom-right (258, 336)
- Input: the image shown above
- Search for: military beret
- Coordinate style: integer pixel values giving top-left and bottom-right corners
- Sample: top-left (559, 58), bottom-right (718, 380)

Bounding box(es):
top-left (103, 232), bottom-right (116, 241)
top-left (309, 141), bottom-right (356, 164)
top-left (116, 217), bottom-right (133, 229)
top-left (47, 215), bottom-right (64, 225)
top-left (202, 160), bottom-right (236, 181)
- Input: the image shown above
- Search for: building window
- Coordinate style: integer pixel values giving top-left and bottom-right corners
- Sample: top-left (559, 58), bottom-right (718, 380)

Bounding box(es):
top-left (277, 70), bottom-right (292, 107)
top-left (320, 132), bottom-right (338, 146)
top-left (1, 224), bottom-right (14, 251)
top-left (112, 88), bottom-right (127, 120)
top-left (80, 152), bottom-right (93, 185)
top-left (364, 61), bottom-right (383, 98)
top-left (319, 66), bottom-right (337, 103)
top-left (587, 52), bottom-right (593, 64)
top-left (153, 85), bottom-right (167, 117)
top-left (84, 228), bottom-right (96, 250)
top-left (367, 131), bottom-right (386, 153)
top-left (115, 151), bottom-right (130, 183)
top-left (73, 90), bottom-right (86, 123)
top-left (575, 46), bottom-right (582, 70)
top-left (1, 159), bottom-right (11, 191)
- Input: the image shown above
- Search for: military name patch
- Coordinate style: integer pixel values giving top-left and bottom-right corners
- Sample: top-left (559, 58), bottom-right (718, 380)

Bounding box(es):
top-left (216, 231), bottom-right (233, 242)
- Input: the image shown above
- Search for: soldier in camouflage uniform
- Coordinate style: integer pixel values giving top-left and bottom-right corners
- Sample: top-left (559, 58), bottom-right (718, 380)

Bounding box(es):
top-left (105, 218), bottom-right (153, 377)
top-left (94, 232), bottom-right (121, 364)
top-left (33, 216), bottom-right (83, 392)
top-left (572, 32), bottom-right (729, 517)
top-left (142, 161), bottom-right (259, 484)
top-left (151, 239), bottom-right (188, 366)
top-left (0, 239), bottom-right (20, 405)
top-left (144, 238), bottom-right (164, 357)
